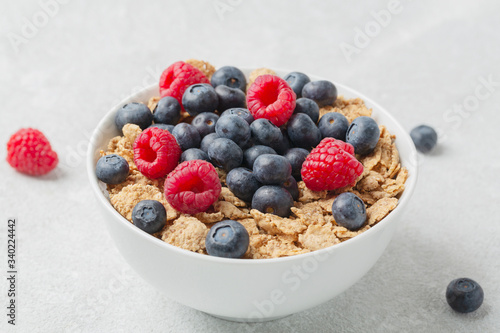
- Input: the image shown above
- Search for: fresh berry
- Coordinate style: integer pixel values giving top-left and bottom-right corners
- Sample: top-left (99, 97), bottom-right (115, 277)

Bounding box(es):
top-left (286, 113), bottom-right (322, 150)
top-left (215, 115), bottom-right (251, 147)
top-left (294, 98), bottom-right (320, 123)
top-left (253, 154), bottom-right (291, 185)
top-left (215, 85), bottom-right (246, 112)
top-left (210, 66), bottom-right (247, 92)
top-left (220, 108), bottom-right (254, 124)
top-left (250, 118), bottom-right (283, 148)
top-left (148, 123), bottom-right (174, 132)
top-left (283, 72), bottom-right (311, 98)
top-left (205, 220), bottom-right (249, 258)
top-left (252, 185), bottom-right (294, 217)
top-left (96, 154), bottom-right (129, 184)
top-left (246, 75), bottom-right (296, 127)
top-left (243, 145), bottom-right (277, 169)
top-left (283, 175), bottom-right (299, 201)
top-left (446, 278), bottom-right (484, 313)
top-left (159, 61), bottom-right (209, 110)
top-left (301, 138), bottom-right (363, 191)
top-left (208, 138), bottom-right (243, 171)
top-left (302, 80), bottom-right (337, 107)
top-left (284, 148), bottom-right (309, 179)
top-left (273, 129), bottom-right (292, 155)
top-left (200, 133), bottom-right (219, 153)
top-left (331, 192), bottom-right (366, 230)
top-left (133, 127), bottom-right (181, 179)
top-left (410, 125), bottom-right (438, 153)
top-left (346, 116), bottom-right (380, 155)
top-left (115, 103), bottom-right (153, 131)
top-left (182, 83), bottom-right (218, 116)
top-left (153, 96), bottom-right (181, 125)
top-left (6, 128), bottom-right (58, 176)
top-left (192, 112), bottom-right (219, 138)
top-left (172, 123), bottom-right (201, 151)
top-left (164, 160), bottom-right (221, 214)
top-left (132, 200), bottom-right (167, 234)
top-left (318, 112), bottom-right (349, 140)
top-left (180, 148), bottom-right (209, 163)
top-left (226, 167), bottom-right (262, 202)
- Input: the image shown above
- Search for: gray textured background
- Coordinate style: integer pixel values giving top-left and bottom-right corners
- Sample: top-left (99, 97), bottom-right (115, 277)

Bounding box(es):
top-left (1, 0), bottom-right (499, 332)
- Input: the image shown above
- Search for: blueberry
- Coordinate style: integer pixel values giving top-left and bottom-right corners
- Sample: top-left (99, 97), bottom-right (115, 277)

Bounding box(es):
top-left (132, 200), bottom-right (167, 234)
top-left (152, 96), bottom-right (181, 125)
top-left (191, 112), bottom-right (219, 138)
top-left (446, 278), bottom-right (484, 313)
top-left (226, 167), bottom-right (262, 202)
top-left (220, 108), bottom-right (254, 125)
top-left (215, 115), bottom-right (251, 147)
top-left (410, 125), bottom-right (438, 153)
top-left (331, 192), bottom-right (366, 230)
top-left (243, 145), bottom-right (277, 169)
top-left (250, 118), bottom-right (283, 148)
top-left (205, 220), bottom-right (249, 258)
top-left (346, 116), bottom-right (380, 155)
top-left (208, 138), bottom-right (243, 171)
top-left (273, 129), bottom-right (292, 155)
top-left (215, 85), bottom-right (246, 112)
top-left (115, 102), bottom-right (153, 131)
top-left (172, 123), bottom-right (201, 151)
top-left (252, 186), bottom-right (294, 217)
top-left (286, 113), bottom-right (322, 150)
top-left (96, 154), bottom-right (129, 184)
top-left (284, 148), bottom-right (309, 179)
top-left (211, 66), bottom-right (247, 92)
top-left (294, 98), bottom-right (319, 123)
top-left (182, 83), bottom-right (218, 116)
top-left (283, 72), bottom-right (311, 98)
top-left (253, 154), bottom-right (291, 185)
top-left (180, 148), bottom-right (209, 163)
top-left (200, 132), bottom-right (219, 153)
top-left (148, 123), bottom-right (174, 132)
top-left (283, 175), bottom-right (299, 201)
top-left (302, 80), bottom-right (337, 107)
top-left (318, 112), bottom-right (349, 140)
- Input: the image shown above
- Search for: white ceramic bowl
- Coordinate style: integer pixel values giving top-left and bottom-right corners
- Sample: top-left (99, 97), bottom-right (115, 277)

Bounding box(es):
top-left (87, 68), bottom-right (418, 322)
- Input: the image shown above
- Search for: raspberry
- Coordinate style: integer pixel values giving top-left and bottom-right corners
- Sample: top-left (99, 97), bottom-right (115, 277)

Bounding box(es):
top-left (301, 138), bottom-right (363, 191)
top-left (159, 61), bottom-right (209, 111)
top-left (6, 128), bottom-right (58, 176)
top-left (164, 160), bottom-right (221, 214)
top-left (133, 127), bottom-right (181, 179)
top-left (246, 75), bottom-right (296, 127)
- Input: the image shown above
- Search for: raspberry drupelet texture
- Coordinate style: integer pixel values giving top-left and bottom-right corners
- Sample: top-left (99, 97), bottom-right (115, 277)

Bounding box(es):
top-left (159, 61), bottom-right (209, 110)
top-left (164, 160), bottom-right (221, 214)
top-left (133, 127), bottom-right (181, 179)
top-left (246, 75), bottom-right (296, 127)
top-left (6, 128), bottom-right (58, 176)
top-left (301, 138), bottom-right (363, 191)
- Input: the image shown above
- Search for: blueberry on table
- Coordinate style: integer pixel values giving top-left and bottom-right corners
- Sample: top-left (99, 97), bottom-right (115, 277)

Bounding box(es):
top-left (200, 132), bottom-right (219, 153)
top-left (191, 112), bottom-right (219, 138)
top-left (346, 116), bottom-right (380, 155)
top-left (283, 72), bottom-right (311, 98)
top-left (285, 148), bottom-right (309, 180)
top-left (226, 167), bottom-right (262, 202)
top-left (153, 96), bottom-right (181, 125)
top-left (250, 118), bottom-right (283, 148)
top-left (318, 112), bottom-right (349, 140)
top-left (253, 154), bottom-right (291, 185)
top-left (283, 175), bottom-right (299, 201)
top-left (286, 113), bottom-right (322, 150)
top-left (410, 125), bottom-right (438, 153)
top-left (208, 138), bottom-right (243, 171)
top-left (148, 123), bottom-right (174, 132)
top-left (215, 85), bottom-right (246, 112)
top-left (172, 123), bottom-right (201, 151)
top-left (294, 98), bottom-right (320, 123)
top-left (252, 185), bottom-right (294, 217)
top-left (331, 192), bottom-right (366, 230)
top-left (115, 102), bottom-right (153, 131)
top-left (210, 66), bottom-right (247, 92)
top-left (446, 278), bottom-right (484, 313)
top-left (132, 200), bottom-right (167, 234)
top-left (206, 220), bottom-right (249, 258)
top-left (215, 115), bottom-right (251, 147)
top-left (243, 145), bottom-right (277, 169)
top-left (180, 148), bottom-right (209, 163)
top-left (220, 108), bottom-right (254, 125)
top-left (301, 80), bottom-right (337, 107)
top-left (182, 83), bottom-right (219, 116)
top-left (96, 154), bottom-right (129, 184)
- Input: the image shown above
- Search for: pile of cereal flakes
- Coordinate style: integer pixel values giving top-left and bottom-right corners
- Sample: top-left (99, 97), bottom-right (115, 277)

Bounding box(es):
top-left (100, 62), bottom-right (408, 259)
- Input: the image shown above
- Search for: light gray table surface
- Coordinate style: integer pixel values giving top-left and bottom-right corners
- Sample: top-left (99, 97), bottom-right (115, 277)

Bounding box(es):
top-left (1, 0), bottom-right (499, 332)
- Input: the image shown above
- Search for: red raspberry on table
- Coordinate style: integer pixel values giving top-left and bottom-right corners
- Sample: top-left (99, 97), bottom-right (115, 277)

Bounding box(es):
top-left (164, 160), bottom-right (221, 214)
top-left (159, 61), bottom-right (209, 111)
top-left (301, 138), bottom-right (363, 191)
top-left (246, 75), bottom-right (296, 127)
top-left (133, 127), bottom-right (181, 179)
top-left (6, 128), bottom-right (58, 176)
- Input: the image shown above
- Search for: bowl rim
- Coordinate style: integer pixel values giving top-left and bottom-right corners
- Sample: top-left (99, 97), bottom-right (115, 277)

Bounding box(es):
top-left (86, 67), bottom-right (418, 265)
